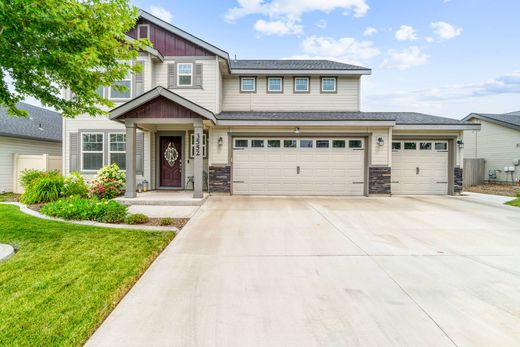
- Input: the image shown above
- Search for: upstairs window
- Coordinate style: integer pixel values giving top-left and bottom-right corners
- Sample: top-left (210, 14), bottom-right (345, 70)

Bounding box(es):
top-left (137, 24), bottom-right (150, 39)
top-left (240, 77), bottom-right (256, 93)
top-left (267, 77), bottom-right (283, 93)
top-left (110, 69), bottom-right (132, 100)
top-left (177, 63), bottom-right (193, 86)
top-left (96, 85), bottom-right (104, 98)
top-left (321, 77), bottom-right (337, 93)
top-left (294, 77), bottom-right (310, 93)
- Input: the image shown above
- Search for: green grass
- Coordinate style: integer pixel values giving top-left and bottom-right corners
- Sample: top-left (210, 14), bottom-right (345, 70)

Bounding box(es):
top-left (0, 204), bottom-right (174, 346)
top-left (505, 198), bottom-right (520, 207)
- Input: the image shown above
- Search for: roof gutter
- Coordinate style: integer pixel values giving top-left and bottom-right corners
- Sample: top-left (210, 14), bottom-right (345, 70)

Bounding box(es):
top-left (230, 69), bottom-right (372, 75)
top-left (216, 120), bottom-right (395, 127)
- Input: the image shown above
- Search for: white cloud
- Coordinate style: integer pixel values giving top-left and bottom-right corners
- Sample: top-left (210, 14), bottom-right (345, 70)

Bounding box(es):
top-left (288, 35), bottom-right (380, 65)
top-left (254, 18), bottom-right (303, 35)
top-left (431, 21), bottom-right (462, 40)
top-left (225, 0), bottom-right (369, 35)
top-left (149, 5), bottom-right (173, 23)
top-left (395, 25), bottom-right (418, 41)
top-left (363, 27), bottom-right (377, 36)
top-left (316, 19), bottom-right (327, 29)
top-left (381, 46), bottom-right (428, 70)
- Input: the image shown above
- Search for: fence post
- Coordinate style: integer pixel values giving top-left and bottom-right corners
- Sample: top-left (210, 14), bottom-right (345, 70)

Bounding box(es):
top-left (43, 153), bottom-right (49, 172)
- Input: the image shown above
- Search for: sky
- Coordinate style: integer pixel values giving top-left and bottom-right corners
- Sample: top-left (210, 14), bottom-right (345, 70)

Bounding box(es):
top-left (132, 0), bottom-right (520, 119)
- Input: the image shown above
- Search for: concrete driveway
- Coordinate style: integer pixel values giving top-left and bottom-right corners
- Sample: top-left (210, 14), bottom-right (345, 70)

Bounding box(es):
top-left (87, 196), bottom-right (520, 347)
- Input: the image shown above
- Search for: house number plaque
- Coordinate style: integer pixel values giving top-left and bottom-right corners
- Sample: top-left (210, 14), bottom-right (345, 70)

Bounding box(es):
top-left (195, 132), bottom-right (201, 157)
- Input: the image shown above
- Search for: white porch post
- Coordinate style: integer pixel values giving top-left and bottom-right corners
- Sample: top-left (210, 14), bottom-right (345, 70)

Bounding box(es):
top-left (193, 123), bottom-right (204, 198)
top-left (125, 121), bottom-right (137, 198)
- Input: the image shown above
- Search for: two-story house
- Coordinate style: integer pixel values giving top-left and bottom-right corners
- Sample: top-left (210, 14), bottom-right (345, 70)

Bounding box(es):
top-left (63, 10), bottom-right (480, 199)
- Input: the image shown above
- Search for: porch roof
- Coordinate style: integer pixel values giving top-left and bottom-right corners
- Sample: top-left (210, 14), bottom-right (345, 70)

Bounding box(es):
top-left (109, 87), bottom-right (217, 123)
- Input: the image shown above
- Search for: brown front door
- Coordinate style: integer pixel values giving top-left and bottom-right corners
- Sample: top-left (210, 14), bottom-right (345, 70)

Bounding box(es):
top-left (160, 136), bottom-right (182, 187)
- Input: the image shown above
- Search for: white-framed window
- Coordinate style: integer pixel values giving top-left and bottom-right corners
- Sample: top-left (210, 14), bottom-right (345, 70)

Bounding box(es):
top-left (235, 139), bottom-right (248, 148)
top-left (321, 77), bottom-right (337, 93)
top-left (420, 142), bottom-right (432, 150)
top-left (110, 67), bottom-right (132, 100)
top-left (109, 133), bottom-right (126, 170)
top-left (81, 133), bottom-right (104, 171)
top-left (190, 132), bottom-right (207, 158)
top-left (349, 140), bottom-right (363, 149)
top-left (435, 142), bottom-right (448, 151)
top-left (96, 85), bottom-right (104, 98)
top-left (177, 63), bottom-right (193, 86)
top-left (300, 140), bottom-right (313, 148)
top-left (240, 77), bottom-right (256, 92)
top-left (316, 140), bottom-right (330, 148)
top-left (294, 77), bottom-right (310, 93)
top-left (404, 142), bottom-right (417, 150)
top-left (137, 24), bottom-right (150, 39)
top-left (392, 142), bottom-right (401, 151)
top-left (267, 77), bottom-right (283, 93)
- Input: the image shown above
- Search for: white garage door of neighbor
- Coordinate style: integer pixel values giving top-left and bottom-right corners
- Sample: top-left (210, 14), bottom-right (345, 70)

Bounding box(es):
top-left (392, 141), bottom-right (449, 195)
top-left (232, 138), bottom-right (365, 196)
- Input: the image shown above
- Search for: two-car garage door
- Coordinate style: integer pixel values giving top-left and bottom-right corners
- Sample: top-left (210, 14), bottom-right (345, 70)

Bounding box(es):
top-left (232, 137), bottom-right (365, 196)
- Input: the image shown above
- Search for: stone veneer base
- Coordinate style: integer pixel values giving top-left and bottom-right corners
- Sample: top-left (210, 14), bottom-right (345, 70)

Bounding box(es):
top-left (369, 166), bottom-right (391, 195)
top-left (209, 165), bottom-right (231, 193)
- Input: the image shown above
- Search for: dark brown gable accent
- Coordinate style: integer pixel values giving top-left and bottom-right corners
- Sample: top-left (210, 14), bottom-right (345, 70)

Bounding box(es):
top-left (128, 19), bottom-right (215, 57)
top-left (119, 96), bottom-right (204, 119)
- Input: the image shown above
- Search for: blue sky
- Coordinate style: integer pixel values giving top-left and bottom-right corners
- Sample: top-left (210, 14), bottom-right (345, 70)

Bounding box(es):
top-left (132, 0), bottom-right (519, 119)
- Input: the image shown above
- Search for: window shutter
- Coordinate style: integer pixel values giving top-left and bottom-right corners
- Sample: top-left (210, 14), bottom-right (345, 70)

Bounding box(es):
top-left (195, 63), bottom-right (203, 88)
top-left (134, 61), bottom-right (144, 97)
top-left (136, 132), bottom-right (144, 176)
top-left (167, 64), bottom-right (175, 88)
top-left (70, 132), bottom-right (79, 172)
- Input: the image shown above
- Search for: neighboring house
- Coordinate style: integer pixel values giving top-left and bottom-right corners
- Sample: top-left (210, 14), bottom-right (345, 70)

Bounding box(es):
top-left (63, 9), bottom-right (479, 199)
top-left (0, 103), bottom-right (62, 193)
top-left (463, 111), bottom-right (520, 183)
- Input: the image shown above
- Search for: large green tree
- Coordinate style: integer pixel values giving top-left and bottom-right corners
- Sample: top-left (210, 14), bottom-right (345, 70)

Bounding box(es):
top-left (0, 0), bottom-right (148, 117)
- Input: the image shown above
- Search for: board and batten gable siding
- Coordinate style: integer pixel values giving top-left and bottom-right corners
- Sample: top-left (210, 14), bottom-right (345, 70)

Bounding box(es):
top-left (0, 136), bottom-right (61, 193)
top-left (464, 119), bottom-right (520, 182)
top-left (222, 76), bottom-right (360, 112)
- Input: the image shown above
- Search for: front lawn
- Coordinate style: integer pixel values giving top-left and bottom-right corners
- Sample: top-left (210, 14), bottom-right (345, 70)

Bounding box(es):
top-left (505, 198), bottom-right (520, 207)
top-left (0, 204), bottom-right (174, 346)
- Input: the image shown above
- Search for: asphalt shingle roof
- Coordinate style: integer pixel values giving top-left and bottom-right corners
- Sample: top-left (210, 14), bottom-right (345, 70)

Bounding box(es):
top-left (0, 103), bottom-right (62, 142)
top-left (230, 60), bottom-right (370, 71)
top-left (216, 111), bottom-right (472, 125)
top-left (469, 112), bottom-right (520, 129)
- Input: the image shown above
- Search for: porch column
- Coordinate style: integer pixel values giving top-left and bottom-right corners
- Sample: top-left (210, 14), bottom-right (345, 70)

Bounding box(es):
top-left (193, 123), bottom-right (204, 198)
top-left (125, 122), bottom-right (137, 198)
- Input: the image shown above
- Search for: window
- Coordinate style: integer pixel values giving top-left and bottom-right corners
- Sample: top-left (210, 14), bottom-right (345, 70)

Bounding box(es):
top-left (268, 140), bottom-right (281, 148)
top-left (177, 63), bottom-right (193, 86)
top-left (435, 142), bottom-right (448, 151)
top-left (283, 140), bottom-right (297, 148)
top-left (321, 77), bottom-right (337, 92)
top-left (82, 133), bottom-right (104, 171)
top-left (267, 77), bottom-right (283, 93)
top-left (332, 140), bottom-right (346, 148)
top-left (138, 24), bottom-right (150, 39)
top-left (109, 133), bottom-right (126, 170)
top-left (240, 77), bottom-right (256, 92)
top-left (190, 133), bottom-right (207, 158)
top-left (251, 139), bottom-right (264, 148)
top-left (404, 142), bottom-right (417, 150)
top-left (110, 69), bottom-right (132, 100)
top-left (316, 140), bottom-right (330, 148)
top-left (96, 85), bottom-right (104, 98)
top-left (235, 139), bottom-right (248, 148)
top-left (349, 140), bottom-right (363, 149)
top-left (300, 140), bottom-right (313, 148)
top-left (420, 142), bottom-right (432, 150)
top-left (294, 77), bottom-right (310, 93)
top-left (392, 142), bottom-right (401, 151)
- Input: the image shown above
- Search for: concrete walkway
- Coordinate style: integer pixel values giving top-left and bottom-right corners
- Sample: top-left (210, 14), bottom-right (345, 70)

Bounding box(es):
top-left (87, 196), bottom-right (520, 347)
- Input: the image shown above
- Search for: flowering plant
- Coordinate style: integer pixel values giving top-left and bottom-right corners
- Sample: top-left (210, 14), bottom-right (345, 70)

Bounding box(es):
top-left (89, 164), bottom-right (126, 199)
top-left (62, 172), bottom-right (89, 198)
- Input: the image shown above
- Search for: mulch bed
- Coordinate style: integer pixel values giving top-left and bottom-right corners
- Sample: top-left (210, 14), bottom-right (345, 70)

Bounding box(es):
top-left (465, 183), bottom-right (520, 197)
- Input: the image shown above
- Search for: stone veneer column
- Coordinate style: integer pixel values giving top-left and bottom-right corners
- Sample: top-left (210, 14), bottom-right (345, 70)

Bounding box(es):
top-left (368, 166), bottom-right (391, 195)
top-left (209, 165), bottom-right (231, 193)
top-left (454, 167), bottom-right (463, 194)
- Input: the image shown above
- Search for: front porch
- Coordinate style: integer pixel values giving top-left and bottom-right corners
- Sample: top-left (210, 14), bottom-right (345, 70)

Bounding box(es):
top-left (115, 190), bottom-right (209, 206)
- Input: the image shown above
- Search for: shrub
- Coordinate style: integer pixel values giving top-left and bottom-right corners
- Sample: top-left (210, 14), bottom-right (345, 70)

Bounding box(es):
top-left (20, 169), bottom-right (47, 189)
top-left (40, 197), bottom-right (128, 223)
top-left (62, 172), bottom-right (89, 198)
top-left (124, 213), bottom-right (149, 225)
top-left (89, 164), bottom-right (126, 199)
top-left (21, 173), bottom-right (64, 204)
top-left (159, 217), bottom-right (173, 226)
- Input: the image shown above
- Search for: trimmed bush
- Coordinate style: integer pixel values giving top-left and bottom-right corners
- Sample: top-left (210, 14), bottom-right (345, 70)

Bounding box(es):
top-left (159, 217), bottom-right (173, 226)
top-left (40, 197), bottom-right (128, 223)
top-left (20, 169), bottom-right (47, 189)
top-left (90, 164), bottom-right (126, 199)
top-left (124, 213), bottom-right (149, 225)
top-left (21, 172), bottom-right (64, 204)
top-left (62, 172), bottom-right (89, 198)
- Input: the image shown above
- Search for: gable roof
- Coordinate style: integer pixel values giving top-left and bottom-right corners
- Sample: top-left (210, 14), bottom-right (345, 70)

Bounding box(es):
top-left (0, 103), bottom-right (62, 142)
top-left (463, 112), bottom-right (520, 131)
top-left (110, 87), bottom-right (216, 123)
top-left (230, 60), bottom-right (371, 74)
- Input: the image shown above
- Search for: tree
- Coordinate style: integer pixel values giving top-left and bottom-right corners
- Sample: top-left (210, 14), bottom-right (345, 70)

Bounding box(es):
top-left (0, 0), bottom-right (149, 117)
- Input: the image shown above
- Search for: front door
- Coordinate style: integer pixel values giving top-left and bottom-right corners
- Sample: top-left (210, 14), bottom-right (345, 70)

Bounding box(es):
top-left (160, 136), bottom-right (182, 187)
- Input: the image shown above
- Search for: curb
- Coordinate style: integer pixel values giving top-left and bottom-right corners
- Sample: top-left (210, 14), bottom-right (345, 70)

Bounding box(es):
top-left (0, 202), bottom-right (178, 233)
top-left (0, 243), bottom-right (15, 262)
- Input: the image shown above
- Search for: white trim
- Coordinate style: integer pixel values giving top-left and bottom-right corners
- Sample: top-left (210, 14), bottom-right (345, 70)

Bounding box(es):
top-left (80, 132), bottom-right (104, 172)
top-left (294, 77), bottom-right (310, 92)
top-left (231, 69), bottom-right (371, 75)
top-left (394, 124), bottom-right (481, 130)
top-left (267, 77), bottom-right (283, 92)
top-left (321, 77), bottom-right (337, 93)
top-left (240, 77), bottom-right (256, 92)
top-left (177, 62), bottom-right (193, 87)
top-left (217, 120), bottom-right (396, 126)
top-left (137, 24), bottom-right (150, 39)
top-left (108, 132), bottom-right (126, 169)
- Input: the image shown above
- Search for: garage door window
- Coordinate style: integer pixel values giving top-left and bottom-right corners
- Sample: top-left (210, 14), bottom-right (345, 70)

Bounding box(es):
top-left (268, 140), bottom-right (281, 148)
top-left (420, 142), bottom-right (432, 150)
top-left (251, 140), bottom-right (264, 148)
top-left (283, 140), bottom-right (297, 148)
top-left (316, 140), bottom-right (330, 148)
top-left (235, 139), bottom-right (248, 148)
top-left (300, 140), bottom-right (313, 148)
top-left (332, 140), bottom-right (346, 148)
top-left (349, 140), bottom-right (363, 149)
top-left (392, 142), bottom-right (401, 151)
top-left (435, 142), bottom-right (448, 151)
top-left (404, 142), bottom-right (417, 150)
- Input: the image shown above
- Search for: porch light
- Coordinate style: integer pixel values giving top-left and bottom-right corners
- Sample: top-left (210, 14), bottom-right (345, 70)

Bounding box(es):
top-left (377, 137), bottom-right (384, 146)
top-left (457, 140), bottom-right (464, 149)
top-left (295, 127), bottom-right (300, 134)
top-left (218, 136), bottom-right (224, 146)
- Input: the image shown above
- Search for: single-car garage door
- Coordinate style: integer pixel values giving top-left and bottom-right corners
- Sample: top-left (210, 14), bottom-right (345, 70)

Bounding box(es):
top-left (391, 140), bottom-right (449, 195)
top-left (232, 138), bottom-right (365, 196)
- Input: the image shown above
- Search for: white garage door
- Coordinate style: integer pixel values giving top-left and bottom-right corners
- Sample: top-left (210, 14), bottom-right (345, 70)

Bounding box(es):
top-left (392, 141), bottom-right (449, 195)
top-left (232, 138), bottom-right (365, 196)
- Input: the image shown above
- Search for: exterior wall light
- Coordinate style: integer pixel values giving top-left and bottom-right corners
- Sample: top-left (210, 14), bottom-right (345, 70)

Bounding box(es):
top-left (457, 140), bottom-right (464, 149)
top-left (218, 136), bottom-right (223, 146)
top-left (295, 127), bottom-right (300, 134)
top-left (377, 137), bottom-right (384, 146)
